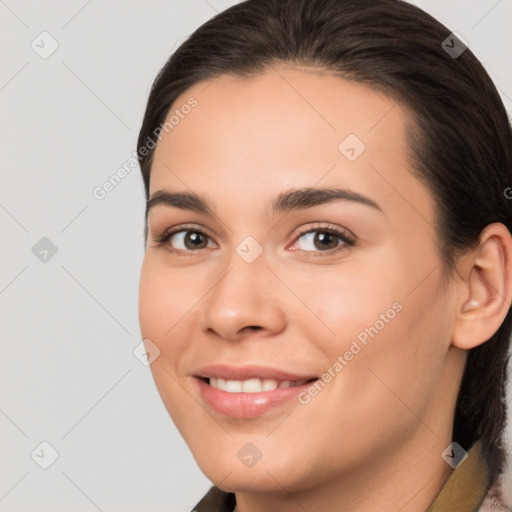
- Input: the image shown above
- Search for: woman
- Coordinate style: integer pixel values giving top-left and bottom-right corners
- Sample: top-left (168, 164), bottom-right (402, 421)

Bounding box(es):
top-left (136, 0), bottom-right (512, 510)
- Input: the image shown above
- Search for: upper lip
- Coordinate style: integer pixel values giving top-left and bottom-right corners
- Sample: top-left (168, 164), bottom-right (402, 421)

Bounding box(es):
top-left (194, 364), bottom-right (318, 382)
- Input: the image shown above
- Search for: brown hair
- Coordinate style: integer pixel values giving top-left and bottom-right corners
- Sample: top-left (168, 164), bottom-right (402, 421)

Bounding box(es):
top-left (137, 0), bottom-right (512, 503)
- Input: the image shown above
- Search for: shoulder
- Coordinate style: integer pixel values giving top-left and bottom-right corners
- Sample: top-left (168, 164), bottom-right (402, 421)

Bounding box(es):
top-left (193, 485), bottom-right (236, 512)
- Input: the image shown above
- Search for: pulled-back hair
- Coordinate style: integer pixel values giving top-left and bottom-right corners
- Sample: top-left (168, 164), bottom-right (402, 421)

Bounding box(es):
top-left (137, 0), bottom-right (512, 503)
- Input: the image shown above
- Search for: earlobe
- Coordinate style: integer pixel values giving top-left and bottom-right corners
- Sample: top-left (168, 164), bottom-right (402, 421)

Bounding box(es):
top-left (452, 223), bottom-right (512, 350)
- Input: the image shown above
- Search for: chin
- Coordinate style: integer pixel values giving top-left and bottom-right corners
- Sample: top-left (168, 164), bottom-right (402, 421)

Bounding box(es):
top-left (190, 443), bottom-right (317, 495)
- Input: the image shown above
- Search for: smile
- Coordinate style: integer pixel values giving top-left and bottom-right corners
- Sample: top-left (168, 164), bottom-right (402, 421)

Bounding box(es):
top-left (193, 365), bottom-right (319, 418)
top-left (206, 377), bottom-right (313, 393)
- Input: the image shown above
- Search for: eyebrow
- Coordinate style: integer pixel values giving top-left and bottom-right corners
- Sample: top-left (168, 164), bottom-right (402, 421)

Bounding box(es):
top-left (146, 187), bottom-right (382, 219)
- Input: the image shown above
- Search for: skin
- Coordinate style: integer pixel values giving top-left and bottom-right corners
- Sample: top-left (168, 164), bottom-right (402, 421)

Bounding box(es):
top-left (138, 66), bottom-right (512, 512)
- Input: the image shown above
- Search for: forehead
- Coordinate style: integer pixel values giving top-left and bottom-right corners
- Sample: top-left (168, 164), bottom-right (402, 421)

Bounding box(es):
top-left (149, 66), bottom-right (434, 228)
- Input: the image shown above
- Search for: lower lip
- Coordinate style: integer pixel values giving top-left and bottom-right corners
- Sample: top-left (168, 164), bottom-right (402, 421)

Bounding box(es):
top-left (195, 378), bottom-right (316, 418)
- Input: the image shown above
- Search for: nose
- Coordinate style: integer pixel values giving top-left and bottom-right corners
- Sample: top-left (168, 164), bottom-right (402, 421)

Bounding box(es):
top-left (199, 250), bottom-right (287, 342)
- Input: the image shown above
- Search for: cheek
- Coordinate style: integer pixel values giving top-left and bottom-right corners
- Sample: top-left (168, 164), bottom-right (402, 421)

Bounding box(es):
top-left (139, 259), bottom-right (162, 326)
top-left (138, 260), bottom-right (193, 394)
top-left (281, 254), bottom-right (402, 355)
top-left (138, 259), bottom-right (197, 342)
top-left (138, 261), bottom-right (201, 427)
top-left (292, 250), bottom-right (448, 406)
top-left (329, 269), bottom-right (450, 429)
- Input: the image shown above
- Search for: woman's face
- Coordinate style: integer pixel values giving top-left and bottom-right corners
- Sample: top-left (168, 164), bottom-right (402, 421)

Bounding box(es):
top-left (139, 67), bottom-right (464, 494)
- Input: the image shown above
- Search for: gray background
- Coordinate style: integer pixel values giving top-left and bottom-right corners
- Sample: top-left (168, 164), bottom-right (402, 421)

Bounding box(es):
top-left (1, 1), bottom-right (511, 510)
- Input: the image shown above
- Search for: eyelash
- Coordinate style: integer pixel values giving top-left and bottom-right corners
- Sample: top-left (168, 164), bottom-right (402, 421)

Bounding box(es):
top-left (291, 225), bottom-right (356, 256)
top-left (152, 223), bottom-right (356, 257)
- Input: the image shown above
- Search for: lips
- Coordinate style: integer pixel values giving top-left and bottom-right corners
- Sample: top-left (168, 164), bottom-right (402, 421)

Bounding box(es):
top-left (193, 364), bottom-right (319, 418)
top-left (194, 364), bottom-right (318, 382)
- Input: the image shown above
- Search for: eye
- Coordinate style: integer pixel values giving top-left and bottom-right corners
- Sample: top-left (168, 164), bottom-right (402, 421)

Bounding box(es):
top-left (151, 223), bottom-right (356, 257)
top-left (289, 225), bottom-right (356, 255)
top-left (153, 226), bottom-right (216, 255)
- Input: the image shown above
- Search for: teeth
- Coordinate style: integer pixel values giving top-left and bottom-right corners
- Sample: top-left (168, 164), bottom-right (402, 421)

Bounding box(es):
top-left (262, 379), bottom-right (278, 391)
top-left (242, 378), bottom-right (265, 392)
top-left (207, 377), bottom-right (311, 392)
top-left (225, 379), bottom-right (242, 392)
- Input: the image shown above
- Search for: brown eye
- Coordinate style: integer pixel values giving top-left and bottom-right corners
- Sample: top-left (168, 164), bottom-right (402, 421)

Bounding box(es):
top-left (180, 231), bottom-right (209, 250)
top-left (295, 229), bottom-right (351, 252)
top-left (158, 229), bottom-right (215, 253)
top-left (312, 231), bottom-right (339, 250)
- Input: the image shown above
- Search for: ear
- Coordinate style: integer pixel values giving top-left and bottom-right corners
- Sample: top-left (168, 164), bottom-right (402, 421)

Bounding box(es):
top-left (452, 222), bottom-right (512, 350)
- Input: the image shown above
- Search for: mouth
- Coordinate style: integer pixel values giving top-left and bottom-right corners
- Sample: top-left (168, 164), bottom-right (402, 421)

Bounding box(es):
top-left (193, 366), bottom-right (320, 418)
top-left (200, 376), bottom-right (318, 393)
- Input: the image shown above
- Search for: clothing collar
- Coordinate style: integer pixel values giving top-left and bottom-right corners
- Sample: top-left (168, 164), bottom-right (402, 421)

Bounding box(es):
top-left (427, 439), bottom-right (490, 512)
